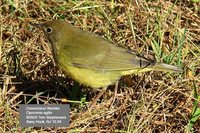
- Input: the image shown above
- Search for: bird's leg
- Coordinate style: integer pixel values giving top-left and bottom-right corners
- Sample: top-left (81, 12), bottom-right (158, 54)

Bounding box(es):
top-left (110, 81), bottom-right (119, 106)
top-left (89, 86), bottom-right (107, 108)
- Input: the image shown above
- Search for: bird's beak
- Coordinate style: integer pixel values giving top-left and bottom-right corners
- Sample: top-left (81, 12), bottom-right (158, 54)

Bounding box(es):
top-left (30, 23), bottom-right (43, 30)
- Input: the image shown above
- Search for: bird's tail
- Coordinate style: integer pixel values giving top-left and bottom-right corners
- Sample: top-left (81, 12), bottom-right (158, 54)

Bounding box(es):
top-left (153, 63), bottom-right (183, 73)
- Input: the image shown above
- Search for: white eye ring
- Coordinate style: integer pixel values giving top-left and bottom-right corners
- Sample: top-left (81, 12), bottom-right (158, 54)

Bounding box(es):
top-left (46, 27), bottom-right (52, 33)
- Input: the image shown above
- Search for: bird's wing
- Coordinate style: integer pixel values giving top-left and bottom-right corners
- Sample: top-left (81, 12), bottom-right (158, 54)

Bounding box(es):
top-left (60, 31), bottom-right (154, 71)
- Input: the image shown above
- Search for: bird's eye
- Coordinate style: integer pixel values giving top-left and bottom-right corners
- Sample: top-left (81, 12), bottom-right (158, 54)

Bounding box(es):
top-left (46, 27), bottom-right (52, 33)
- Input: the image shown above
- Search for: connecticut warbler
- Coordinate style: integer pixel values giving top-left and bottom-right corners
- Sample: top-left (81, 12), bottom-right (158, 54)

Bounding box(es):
top-left (36, 20), bottom-right (182, 88)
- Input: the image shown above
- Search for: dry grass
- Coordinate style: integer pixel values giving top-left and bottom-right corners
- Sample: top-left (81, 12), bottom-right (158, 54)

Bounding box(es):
top-left (0, 0), bottom-right (200, 132)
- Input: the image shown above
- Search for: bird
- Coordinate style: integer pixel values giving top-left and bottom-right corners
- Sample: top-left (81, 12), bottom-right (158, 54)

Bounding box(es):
top-left (34, 20), bottom-right (182, 90)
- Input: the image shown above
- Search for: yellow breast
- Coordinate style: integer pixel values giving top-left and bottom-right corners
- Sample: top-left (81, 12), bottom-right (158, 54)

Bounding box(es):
top-left (58, 64), bottom-right (120, 88)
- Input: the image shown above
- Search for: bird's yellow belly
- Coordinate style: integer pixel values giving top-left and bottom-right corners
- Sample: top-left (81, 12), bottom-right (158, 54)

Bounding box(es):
top-left (58, 64), bottom-right (120, 88)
